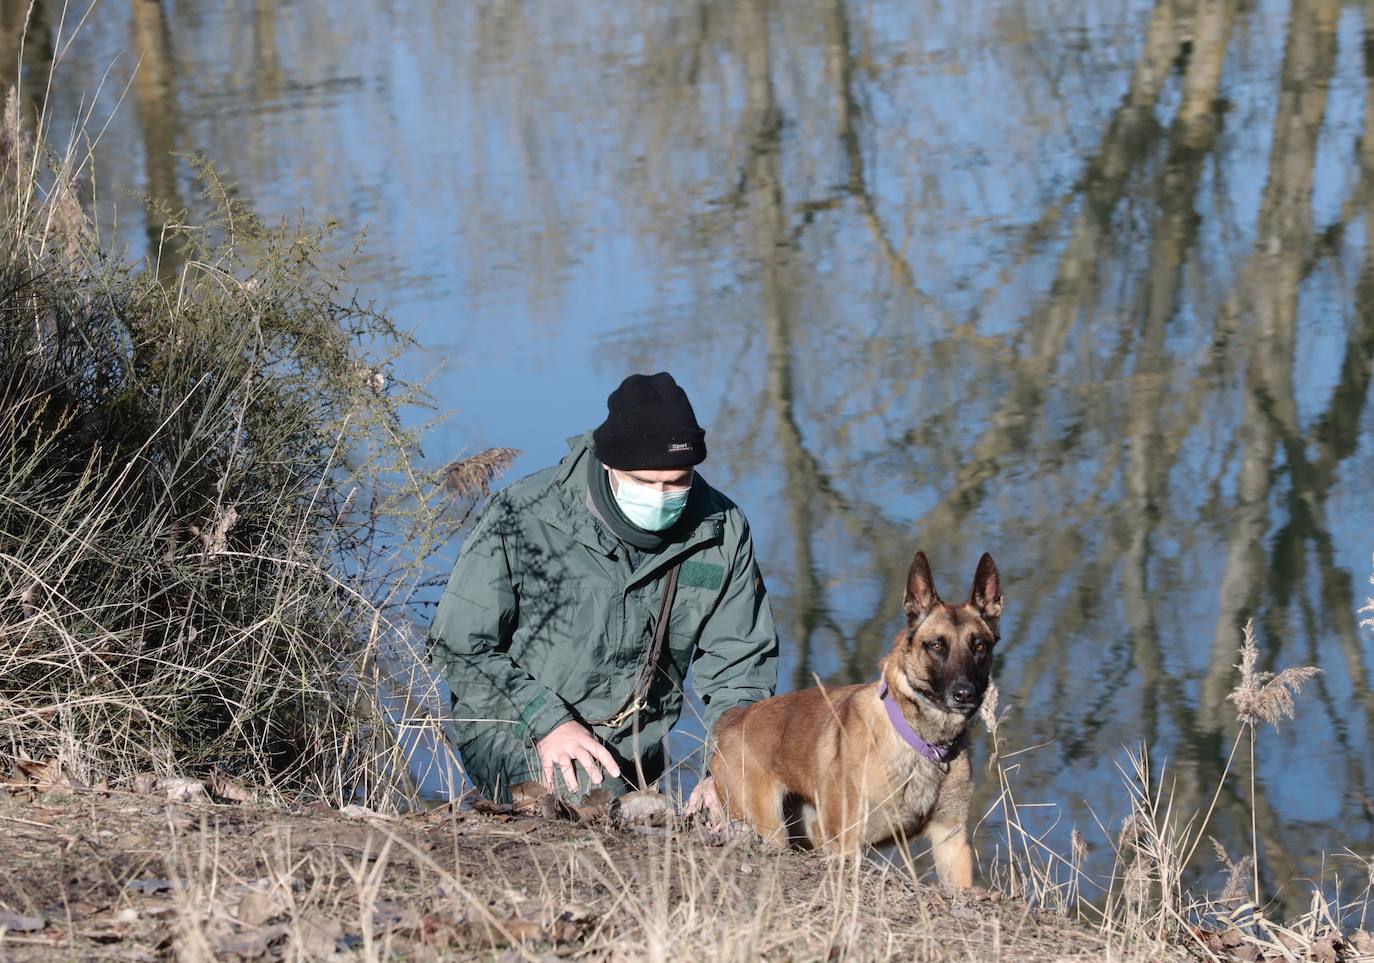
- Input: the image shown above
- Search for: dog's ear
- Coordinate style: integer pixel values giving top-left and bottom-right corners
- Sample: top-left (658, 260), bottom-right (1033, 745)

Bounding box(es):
top-left (968, 552), bottom-right (1003, 621)
top-left (903, 551), bottom-right (940, 623)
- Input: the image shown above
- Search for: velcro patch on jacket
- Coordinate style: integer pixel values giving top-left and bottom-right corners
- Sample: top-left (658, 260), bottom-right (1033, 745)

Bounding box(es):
top-left (517, 693), bottom-right (547, 735)
top-left (680, 560), bottom-right (724, 591)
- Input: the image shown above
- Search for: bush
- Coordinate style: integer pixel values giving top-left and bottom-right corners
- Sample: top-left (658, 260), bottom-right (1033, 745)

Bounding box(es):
top-left (0, 87), bottom-right (448, 804)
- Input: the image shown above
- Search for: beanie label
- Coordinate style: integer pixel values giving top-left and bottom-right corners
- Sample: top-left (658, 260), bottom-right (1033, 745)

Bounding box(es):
top-left (668, 442), bottom-right (692, 453)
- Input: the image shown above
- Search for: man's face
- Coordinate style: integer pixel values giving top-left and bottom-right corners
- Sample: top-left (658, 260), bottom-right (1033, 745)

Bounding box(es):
top-left (608, 467), bottom-right (693, 493)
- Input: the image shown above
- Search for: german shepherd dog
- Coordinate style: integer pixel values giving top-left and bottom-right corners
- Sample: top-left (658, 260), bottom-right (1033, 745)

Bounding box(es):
top-left (710, 551), bottom-right (1002, 888)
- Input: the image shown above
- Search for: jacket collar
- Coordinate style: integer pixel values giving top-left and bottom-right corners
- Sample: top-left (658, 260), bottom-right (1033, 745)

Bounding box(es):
top-left (534, 433), bottom-right (726, 566)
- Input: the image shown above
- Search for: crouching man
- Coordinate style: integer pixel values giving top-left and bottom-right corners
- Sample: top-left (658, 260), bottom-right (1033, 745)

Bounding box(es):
top-left (427, 372), bottom-right (778, 822)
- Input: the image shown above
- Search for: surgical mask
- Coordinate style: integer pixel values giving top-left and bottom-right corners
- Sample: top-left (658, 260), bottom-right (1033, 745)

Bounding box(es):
top-left (611, 471), bottom-right (691, 531)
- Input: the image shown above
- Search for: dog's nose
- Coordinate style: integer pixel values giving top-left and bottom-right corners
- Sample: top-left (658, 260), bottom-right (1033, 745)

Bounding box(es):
top-left (949, 681), bottom-right (977, 705)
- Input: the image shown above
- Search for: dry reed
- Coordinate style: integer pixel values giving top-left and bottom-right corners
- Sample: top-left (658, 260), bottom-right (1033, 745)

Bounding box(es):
top-left (0, 76), bottom-right (466, 808)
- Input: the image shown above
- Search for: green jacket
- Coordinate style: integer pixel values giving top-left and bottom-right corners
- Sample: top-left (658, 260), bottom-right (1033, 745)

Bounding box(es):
top-left (427, 433), bottom-right (778, 799)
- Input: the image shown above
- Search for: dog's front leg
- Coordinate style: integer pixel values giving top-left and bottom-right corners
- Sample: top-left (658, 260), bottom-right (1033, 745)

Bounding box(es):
top-left (925, 819), bottom-right (973, 888)
top-left (925, 753), bottom-right (974, 888)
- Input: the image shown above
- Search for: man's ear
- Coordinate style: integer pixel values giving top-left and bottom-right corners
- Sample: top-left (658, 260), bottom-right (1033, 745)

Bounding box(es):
top-left (903, 551), bottom-right (940, 623)
top-left (968, 553), bottom-right (1003, 620)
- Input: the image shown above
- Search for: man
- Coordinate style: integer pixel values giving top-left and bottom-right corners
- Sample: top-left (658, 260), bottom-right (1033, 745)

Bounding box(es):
top-left (427, 372), bottom-right (778, 819)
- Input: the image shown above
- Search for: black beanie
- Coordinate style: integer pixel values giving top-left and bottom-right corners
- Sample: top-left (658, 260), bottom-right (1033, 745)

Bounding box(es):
top-left (592, 372), bottom-right (707, 470)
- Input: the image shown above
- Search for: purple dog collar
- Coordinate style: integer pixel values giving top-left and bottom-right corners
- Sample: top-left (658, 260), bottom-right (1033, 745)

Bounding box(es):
top-left (877, 681), bottom-right (951, 764)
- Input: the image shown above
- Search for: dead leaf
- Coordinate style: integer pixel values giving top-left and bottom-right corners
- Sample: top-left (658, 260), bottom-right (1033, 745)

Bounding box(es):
top-left (127, 878), bottom-right (178, 895)
top-left (480, 916), bottom-right (543, 946)
top-left (1275, 929), bottom-right (1306, 953)
top-left (1312, 935), bottom-right (1343, 963)
top-left (472, 798), bottom-right (516, 817)
top-left (200, 504), bottom-right (237, 557)
top-left (13, 756), bottom-right (68, 790)
top-left (209, 770), bottom-right (255, 804)
top-left (365, 901), bottom-right (413, 934)
top-left (158, 777), bottom-right (207, 802)
top-left (419, 800), bottom-right (464, 823)
top-left (537, 788), bottom-right (613, 823)
top-left (571, 787), bottom-right (614, 822)
top-left (419, 913), bottom-right (460, 948)
top-left (213, 923), bottom-right (288, 958)
top-left (512, 792), bottom-right (545, 817)
top-left (235, 889), bottom-right (280, 927)
top-left (558, 902), bottom-right (593, 924)
top-left (339, 803), bottom-right (379, 820)
top-left (0, 911), bottom-right (44, 932)
top-left (20, 582), bottom-right (39, 618)
top-left (291, 916), bottom-right (343, 957)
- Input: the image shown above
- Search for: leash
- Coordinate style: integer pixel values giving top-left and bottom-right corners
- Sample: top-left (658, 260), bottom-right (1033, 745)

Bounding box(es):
top-left (588, 559), bottom-right (683, 788)
top-left (876, 680), bottom-right (952, 764)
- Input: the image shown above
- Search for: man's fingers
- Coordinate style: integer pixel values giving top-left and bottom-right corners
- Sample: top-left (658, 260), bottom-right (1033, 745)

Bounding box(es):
top-left (584, 740), bottom-right (621, 779)
top-left (535, 723), bottom-right (625, 797)
top-left (559, 758), bottom-right (578, 794)
top-left (573, 749), bottom-right (603, 786)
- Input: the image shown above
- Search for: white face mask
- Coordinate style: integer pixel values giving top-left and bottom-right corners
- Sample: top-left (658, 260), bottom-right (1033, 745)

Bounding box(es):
top-left (611, 471), bottom-right (692, 531)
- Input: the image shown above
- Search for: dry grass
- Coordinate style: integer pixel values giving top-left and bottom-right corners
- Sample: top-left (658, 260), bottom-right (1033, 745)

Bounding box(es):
top-left (973, 624), bottom-right (1369, 963)
top-left (1, 73), bottom-right (466, 806)
top-left (0, 783), bottom-right (1172, 962)
top-left (6, 730), bottom-right (1367, 963)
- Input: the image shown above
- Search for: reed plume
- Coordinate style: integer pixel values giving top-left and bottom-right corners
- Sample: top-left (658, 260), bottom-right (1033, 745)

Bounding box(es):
top-left (1226, 620), bottom-right (1320, 730)
top-left (440, 447), bottom-right (521, 499)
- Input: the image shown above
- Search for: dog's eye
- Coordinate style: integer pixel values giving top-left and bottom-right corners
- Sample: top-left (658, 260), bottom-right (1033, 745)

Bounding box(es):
top-left (973, 639), bottom-right (987, 655)
top-left (924, 638), bottom-right (947, 655)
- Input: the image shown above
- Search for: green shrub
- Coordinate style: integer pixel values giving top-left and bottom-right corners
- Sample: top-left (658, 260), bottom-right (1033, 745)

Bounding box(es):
top-left (0, 87), bottom-right (448, 804)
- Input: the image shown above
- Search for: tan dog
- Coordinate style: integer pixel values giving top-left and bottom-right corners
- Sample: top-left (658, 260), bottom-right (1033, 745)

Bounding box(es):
top-left (709, 550), bottom-right (1003, 887)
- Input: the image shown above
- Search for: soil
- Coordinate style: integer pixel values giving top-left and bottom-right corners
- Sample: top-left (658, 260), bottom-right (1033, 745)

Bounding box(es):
top-left (0, 783), bottom-right (1200, 962)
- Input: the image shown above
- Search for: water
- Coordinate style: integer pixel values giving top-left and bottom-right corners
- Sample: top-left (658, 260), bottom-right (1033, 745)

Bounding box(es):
top-left (14, 0), bottom-right (1374, 904)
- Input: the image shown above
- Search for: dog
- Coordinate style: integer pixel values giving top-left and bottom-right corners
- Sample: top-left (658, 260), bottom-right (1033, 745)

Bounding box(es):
top-left (709, 550), bottom-right (1002, 888)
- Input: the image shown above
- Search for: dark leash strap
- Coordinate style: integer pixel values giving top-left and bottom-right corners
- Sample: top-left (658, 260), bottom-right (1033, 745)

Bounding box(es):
top-left (587, 560), bottom-right (682, 788)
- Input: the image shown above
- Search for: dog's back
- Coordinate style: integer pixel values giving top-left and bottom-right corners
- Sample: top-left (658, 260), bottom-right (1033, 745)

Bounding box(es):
top-left (711, 682), bottom-right (881, 845)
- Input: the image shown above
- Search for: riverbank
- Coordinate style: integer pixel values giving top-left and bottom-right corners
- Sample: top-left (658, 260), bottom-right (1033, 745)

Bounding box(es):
top-left (0, 783), bottom-right (1170, 963)
top-left (6, 778), bottom-right (1366, 963)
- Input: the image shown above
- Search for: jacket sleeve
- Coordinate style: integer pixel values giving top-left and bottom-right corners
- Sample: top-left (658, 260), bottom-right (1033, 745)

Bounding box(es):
top-left (426, 493), bottom-right (574, 744)
top-left (690, 517), bottom-right (779, 734)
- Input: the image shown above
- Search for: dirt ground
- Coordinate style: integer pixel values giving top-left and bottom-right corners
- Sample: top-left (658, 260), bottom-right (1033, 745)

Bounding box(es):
top-left (0, 780), bottom-right (1350, 962)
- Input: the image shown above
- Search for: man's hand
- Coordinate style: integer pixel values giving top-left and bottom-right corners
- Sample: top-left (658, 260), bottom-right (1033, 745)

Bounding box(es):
top-left (684, 775), bottom-right (724, 830)
top-left (536, 721), bottom-right (621, 794)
